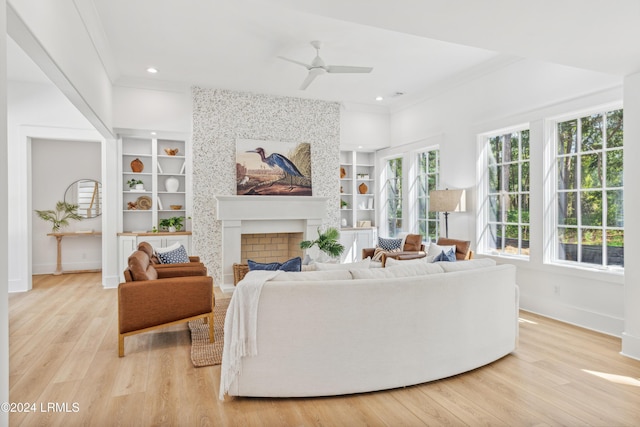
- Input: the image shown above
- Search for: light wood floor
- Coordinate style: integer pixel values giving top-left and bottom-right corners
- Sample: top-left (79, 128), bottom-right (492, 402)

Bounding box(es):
top-left (8, 273), bottom-right (640, 426)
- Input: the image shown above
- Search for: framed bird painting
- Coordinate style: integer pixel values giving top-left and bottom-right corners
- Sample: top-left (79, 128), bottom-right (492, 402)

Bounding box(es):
top-left (236, 139), bottom-right (312, 196)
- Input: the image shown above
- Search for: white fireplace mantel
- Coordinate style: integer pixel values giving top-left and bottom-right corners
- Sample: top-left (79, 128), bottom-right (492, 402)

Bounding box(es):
top-left (214, 195), bottom-right (329, 291)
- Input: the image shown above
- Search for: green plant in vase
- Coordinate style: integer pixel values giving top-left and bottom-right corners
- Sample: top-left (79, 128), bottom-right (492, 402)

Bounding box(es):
top-left (300, 227), bottom-right (344, 261)
top-left (159, 216), bottom-right (185, 232)
top-left (127, 179), bottom-right (144, 190)
top-left (35, 201), bottom-right (83, 232)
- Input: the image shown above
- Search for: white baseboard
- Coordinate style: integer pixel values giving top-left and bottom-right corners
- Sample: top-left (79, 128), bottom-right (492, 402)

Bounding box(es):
top-left (621, 332), bottom-right (640, 361)
top-left (102, 274), bottom-right (120, 289)
top-left (520, 294), bottom-right (624, 337)
top-left (8, 278), bottom-right (29, 293)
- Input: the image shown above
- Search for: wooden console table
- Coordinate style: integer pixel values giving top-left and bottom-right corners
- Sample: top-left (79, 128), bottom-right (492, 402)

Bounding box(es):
top-left (46, 231), bottom-right (102, 275)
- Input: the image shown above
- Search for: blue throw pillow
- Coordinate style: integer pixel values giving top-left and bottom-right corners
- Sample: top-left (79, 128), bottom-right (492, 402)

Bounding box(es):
top-left (156, 244), bottom-right (190, 264)
top-left (247, 259), bottom-right (280, 271)
top-left (280, 256), bottom-right (302, 272)
top-left (434, 248), bottom-right (456, 262)
top-left (247, 257), bottom-right (302, 272)
top-left (378, 237), bottom-right (403, 251)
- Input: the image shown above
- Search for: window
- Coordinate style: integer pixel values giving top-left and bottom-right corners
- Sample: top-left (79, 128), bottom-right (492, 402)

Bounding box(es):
top-left (416, 149), bottom-right (440, 241)
top-left (486, 129), bottom-right (530, 256)
top-left (555, 109), bottom-right (623, 268)
top-left (384, 157), bottom-right (403, 237)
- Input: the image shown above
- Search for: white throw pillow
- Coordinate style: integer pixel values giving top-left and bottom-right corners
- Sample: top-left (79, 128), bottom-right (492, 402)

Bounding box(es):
top-left (427, 242), bottom-right (456, 259)
top-left (155, 241), bottom-right (181, 254)
top-left (315, 258), bottom-right (371, 270)
top-left (437, 258), bottom-right (497, 272)
top-left (384, 256), bottom-right (428, 267)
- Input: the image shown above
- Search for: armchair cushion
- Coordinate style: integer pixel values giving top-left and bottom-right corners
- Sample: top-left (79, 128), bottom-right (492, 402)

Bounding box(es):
top-left (403, 234), bottom-right (423, 252)
top-left (128, 251), bottom-right (158, 281)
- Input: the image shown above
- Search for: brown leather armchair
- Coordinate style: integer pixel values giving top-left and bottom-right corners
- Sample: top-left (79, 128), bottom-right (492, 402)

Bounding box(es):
top-left (435, 237), bottom-right (473, 260)
top-left (118, 250), bottom-right (214, 357)
top-left (362, 234), bottom-right (426, 267)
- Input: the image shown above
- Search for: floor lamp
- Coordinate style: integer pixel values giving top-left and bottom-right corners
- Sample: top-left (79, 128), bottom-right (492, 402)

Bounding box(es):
top-left (429, 189), bottom-right (466, 238)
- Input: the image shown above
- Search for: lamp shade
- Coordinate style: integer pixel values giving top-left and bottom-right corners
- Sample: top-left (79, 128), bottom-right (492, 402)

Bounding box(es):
top-left (429, 189), bottom-right (466, 213)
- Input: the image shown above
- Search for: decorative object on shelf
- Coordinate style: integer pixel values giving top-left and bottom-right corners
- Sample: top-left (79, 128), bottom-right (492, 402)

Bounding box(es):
top-left (340, 199), bottom-right (348, 209)
top-left (300, 227), bottom-right (345, 262)
top-left (159, 216), bottom-right (185, 233)
top-left (127, 179), bottom-right (144, 191)
top-left (136, 196), bottom-right (152, 210)
top-left (164, 148), bottom-right (179, 156)
top-left (340, 167), bottom-right (346, 178)
top-left (368, 198), bottom-right (374, 209)
top-left (340, 186), bottom-right (343, 193)
top-left (341, 218), bottom-right (348, 227)
top-left (358, 220), bottom-right (372, 228)
top-left (358, 182), bottom-right (368, 194)
top-left (34, 201), bottom-right (83, 232)
top-left (127, 201), bottom-right (138, 210)
top-left (356, 173), bottom-right (370, 179)
top-left (165, 176), bottom-right (180, 192)
top-left (170, 204), bottom-right (183, 210)
top-left (130, 158), bottom-right (144, 173)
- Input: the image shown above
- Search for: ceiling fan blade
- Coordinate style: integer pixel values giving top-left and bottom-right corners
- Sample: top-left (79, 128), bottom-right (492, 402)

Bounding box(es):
top-left (299, 72), bottom-right (319, 90)
top-left (327, 65), bottom-right (373, 74)
top-left (277, 56), bottom-right (312, 69)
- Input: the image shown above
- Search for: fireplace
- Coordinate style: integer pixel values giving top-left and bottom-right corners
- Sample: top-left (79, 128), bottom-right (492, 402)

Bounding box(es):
top-left (240, 232), bottom-right (303, 264)
top-left (214, 195), bottom-right (329, 291)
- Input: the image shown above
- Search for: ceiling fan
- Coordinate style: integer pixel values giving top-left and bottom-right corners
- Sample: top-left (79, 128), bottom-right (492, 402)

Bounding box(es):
top-left (278, 40), bottom-right (373, 90)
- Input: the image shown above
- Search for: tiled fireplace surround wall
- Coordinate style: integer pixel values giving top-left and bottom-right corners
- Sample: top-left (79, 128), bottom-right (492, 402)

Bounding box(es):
top-left (191, 88), bottom-right (341, 288)
top-left (241, 233), bottom-right (304, 264)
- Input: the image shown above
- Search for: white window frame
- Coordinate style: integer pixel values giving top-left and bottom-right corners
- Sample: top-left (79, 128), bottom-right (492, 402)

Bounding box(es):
top-left (382, 156), bottom-right (403, 238)
top-left (545, 104), bottom-right (624, 272)
top-left (415, 148), bottom-right (440, 242)
top-left (478, 125), bottom-right (530, 259)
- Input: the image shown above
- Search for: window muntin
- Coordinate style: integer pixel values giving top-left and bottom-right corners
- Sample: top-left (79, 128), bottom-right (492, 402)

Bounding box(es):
top-left (555, 109), bottom-right (623, 268)
top-left (416, 150), bottom-right (440, 242)
top-left (385, 157), bottom-right (403, 237)
top-left (487, 129), bottom-right (530, 257)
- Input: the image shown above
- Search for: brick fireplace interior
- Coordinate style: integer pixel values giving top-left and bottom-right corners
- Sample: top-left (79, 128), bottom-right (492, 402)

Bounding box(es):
top-left (240, 232), bottom-right (304, 264)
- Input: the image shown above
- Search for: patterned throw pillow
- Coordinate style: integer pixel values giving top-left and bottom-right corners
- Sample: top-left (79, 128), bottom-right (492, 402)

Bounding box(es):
top-left (433, 248), bottom-right (456, 262)
top-left (371, 247), bottom-right (401, 262)
top-left (378, 237), bottom-right (403, 251)
top-left (156, 244), bottom-right (190, 264)
top-left (248, 257), bottom-right (302, 272)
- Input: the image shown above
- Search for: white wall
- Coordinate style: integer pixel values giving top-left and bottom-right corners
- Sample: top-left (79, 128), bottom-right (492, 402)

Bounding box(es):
top-left (112, 85), bottom-right (191, 133)
top-left (7, 81), bottom-right (99, 292)
top-left (389, 58), bottom-right (626, 337)
top-left (1, 1), bottom-right (10, 423)
top-left (31, 138), bottom-right (101, 274)
top-left (622, 72), bottom-right (640, 359)
top-left (340, 103), bottom-right (389, 151)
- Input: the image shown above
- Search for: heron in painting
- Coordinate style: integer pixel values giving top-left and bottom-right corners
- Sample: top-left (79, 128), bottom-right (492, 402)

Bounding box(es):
top-left (247, 147), bottom-right (304, 189)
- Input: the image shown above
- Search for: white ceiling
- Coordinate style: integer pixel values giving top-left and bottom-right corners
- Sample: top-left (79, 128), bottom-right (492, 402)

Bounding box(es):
top-left (7, 0), bottom-right (640, 110)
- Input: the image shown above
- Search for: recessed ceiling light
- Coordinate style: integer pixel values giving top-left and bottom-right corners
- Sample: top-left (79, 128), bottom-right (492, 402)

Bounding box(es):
top-left (150, 131), bottom-right (157, 135)
top-left (357, 145), bottom-right (363, 149)
top-left (375, 96), bottom-right (383, 101)
top-left (147, 67), bottom-right (158, 74)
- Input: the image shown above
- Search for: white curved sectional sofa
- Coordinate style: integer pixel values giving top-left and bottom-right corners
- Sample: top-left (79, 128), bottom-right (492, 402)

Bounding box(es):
top-left (222, 258), bottom-right (519, 398)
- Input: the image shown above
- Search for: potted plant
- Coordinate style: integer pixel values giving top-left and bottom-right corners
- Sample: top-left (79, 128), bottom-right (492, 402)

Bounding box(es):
top-left (159, 216), bottom-right (185, 232)
top-left (127, 179), bottom-right (144, 190)
top-left (35, 201), bottom-right (83, 232)
top-left (340, 199), bottom-right (348, 209)
top-left (300, 227), bottom-right (345, 261)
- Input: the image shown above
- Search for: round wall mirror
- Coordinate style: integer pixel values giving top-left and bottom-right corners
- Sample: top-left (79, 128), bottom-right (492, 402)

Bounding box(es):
top-left (64, 179), bottom-right (102, 218)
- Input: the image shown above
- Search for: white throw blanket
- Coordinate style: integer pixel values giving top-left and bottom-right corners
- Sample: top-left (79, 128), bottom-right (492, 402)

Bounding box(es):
top-left (219, 270), bottom-right (280, 400)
